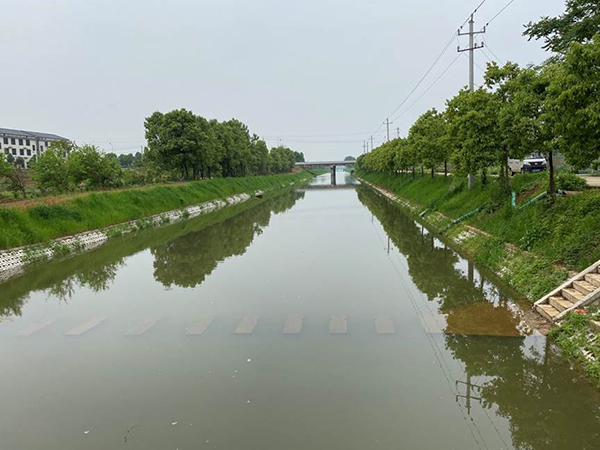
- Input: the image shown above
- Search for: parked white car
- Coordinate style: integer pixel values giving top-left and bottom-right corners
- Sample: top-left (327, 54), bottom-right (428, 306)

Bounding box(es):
top-left (508, 153), bottom-right (548, 175)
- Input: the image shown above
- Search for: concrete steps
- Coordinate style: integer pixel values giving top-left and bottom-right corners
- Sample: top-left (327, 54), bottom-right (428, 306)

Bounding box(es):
top-left (535, 262), bottom-right (600, 322)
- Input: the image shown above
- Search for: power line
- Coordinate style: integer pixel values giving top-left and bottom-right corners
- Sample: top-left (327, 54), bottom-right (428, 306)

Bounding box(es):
top-left (392, 54), bottom-right (462, 122)
top-left (482, 38), bottom-right (505, 65)
top-left (485, 0), bottom-right (518, 27)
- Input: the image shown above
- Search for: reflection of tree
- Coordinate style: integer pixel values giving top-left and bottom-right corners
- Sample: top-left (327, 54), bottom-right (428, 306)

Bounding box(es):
top-left (357, 186), bottom-right (600, 450)
top-left (357, 186), bottom-right (520, 336)
top-left (446, 335), bottom-right (600, 450)
top-left (0, 189), bottom-right (304, 317)
top-left (151, 190), bottom-right (304, 288)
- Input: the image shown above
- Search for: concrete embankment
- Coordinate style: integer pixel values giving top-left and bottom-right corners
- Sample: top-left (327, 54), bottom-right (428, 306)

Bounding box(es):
top-left (0, 173), bottom-right (310, 281)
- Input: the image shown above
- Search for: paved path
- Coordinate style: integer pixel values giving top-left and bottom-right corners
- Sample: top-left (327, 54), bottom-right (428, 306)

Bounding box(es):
top-left (581, 176), bottom-right (600, 188)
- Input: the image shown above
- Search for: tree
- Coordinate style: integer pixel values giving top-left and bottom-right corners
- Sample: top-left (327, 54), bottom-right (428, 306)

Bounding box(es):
top-left (67, 145), bottom-right (122, 189)
top-left (343, 156), bottom-right (356, 162)
top-left (31, 140), bottom-right (74, 193)
top-left (545, 36), bottom-right (600, 173)
top-left (294, 151), bottom-right (306, 163)
top-left (524, 0), bottom-right (600, 53)
top-left (445, 88), bottom-right (501, 185)
top-left (144, 109), bottom-right (203, 180)
top-left (408, 109), bottom-right (448, 178)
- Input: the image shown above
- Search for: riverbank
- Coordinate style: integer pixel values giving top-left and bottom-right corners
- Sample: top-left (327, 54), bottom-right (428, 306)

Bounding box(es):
top-left (0, 172), bottom-right (311, 281)
top-left (358, 171), bottom-right (600, 384)
top-left (0, 172), bottom-right (311, 250)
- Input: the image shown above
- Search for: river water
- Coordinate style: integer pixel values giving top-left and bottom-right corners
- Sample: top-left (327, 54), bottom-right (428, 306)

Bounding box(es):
top-left (0, 172), bottom-right (598, 450)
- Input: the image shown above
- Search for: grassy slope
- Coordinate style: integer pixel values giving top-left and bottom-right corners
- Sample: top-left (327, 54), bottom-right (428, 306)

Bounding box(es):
top-left (360, 172), bottom-right (600, 272)
top-left (0, 172), bottom-right (310, 249)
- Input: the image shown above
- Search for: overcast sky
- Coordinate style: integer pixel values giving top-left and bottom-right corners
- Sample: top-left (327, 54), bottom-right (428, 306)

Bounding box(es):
top-left (0, 0), bottom-right (565, 160)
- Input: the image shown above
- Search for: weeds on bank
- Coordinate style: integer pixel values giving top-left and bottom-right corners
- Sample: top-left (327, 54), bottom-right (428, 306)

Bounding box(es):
top-left (550, 309), bottom-right (600, 384)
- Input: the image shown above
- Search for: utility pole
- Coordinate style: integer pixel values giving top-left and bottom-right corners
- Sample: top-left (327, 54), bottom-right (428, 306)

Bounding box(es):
top-left (396, 127), bottom-right (400, 139)
top-left (363, 141), bottom-right (367, 154)
top-left (384, 119), bottom-right (392, 143)
top-left (458, 14), bottom-right (485, 189)
top-left (370, 135), bottom-right (374, 150)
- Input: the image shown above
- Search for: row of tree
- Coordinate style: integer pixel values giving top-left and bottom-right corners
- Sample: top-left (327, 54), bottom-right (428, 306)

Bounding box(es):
top-left (144, 109), bottom-right (304, 180)
top-left (0, 111), bottom-right (305, 197)
top-left (357, 0), bottom-right (600, 201)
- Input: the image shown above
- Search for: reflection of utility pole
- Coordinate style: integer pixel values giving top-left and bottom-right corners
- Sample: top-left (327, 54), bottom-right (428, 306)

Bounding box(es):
top-left (456, 376), bottom-right (482, 415)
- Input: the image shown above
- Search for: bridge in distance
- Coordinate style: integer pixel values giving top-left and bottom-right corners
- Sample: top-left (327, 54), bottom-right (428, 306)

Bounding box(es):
top-left (295, 161), bottom-right (355, 185)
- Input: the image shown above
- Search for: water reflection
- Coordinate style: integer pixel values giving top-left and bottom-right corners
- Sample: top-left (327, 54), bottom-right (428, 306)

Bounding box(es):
top-left (357, 185), bottom-right (525, 336)
top-left (0, 189), bottom-right (304, 317)
top-left (358, 184), bottom-right (600, 450)
top-left (151, 190), bottom-right (304, 288)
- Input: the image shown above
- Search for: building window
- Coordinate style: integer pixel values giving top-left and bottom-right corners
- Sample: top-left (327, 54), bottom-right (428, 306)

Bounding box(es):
top-left (19, 149), bottom-right (24, 156)
top-left (19, 139), bottom-right (23, 145)
top-left (27, 149), bottom-right (31, 156)
top-left (12, 148), bottom-right (16, 155)
top-left (11, 138), bottom-right (15, 145)
top-left (2, 138), bottom-right (7, 144)
top-left (26, 139), bottom-right (30, 145)
top-left (33, 145), bottom-right (36, 151)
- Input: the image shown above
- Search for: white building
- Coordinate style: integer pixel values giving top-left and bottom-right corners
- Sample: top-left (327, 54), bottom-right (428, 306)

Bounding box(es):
top-left (0, 127), bottom-right (70, 168)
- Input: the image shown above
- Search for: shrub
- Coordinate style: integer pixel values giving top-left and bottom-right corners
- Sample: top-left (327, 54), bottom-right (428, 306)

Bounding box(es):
top-left (557, 173), bottom-right (587, 191)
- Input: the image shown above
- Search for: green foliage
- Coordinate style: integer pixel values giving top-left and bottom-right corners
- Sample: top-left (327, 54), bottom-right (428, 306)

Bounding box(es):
top-left (30, 141), bottom-right (74, 193)
top-left (408, 108), bottom-right (449, 176)
top-left (144, 109), bottom-right (297, 180)
top-left (524, 0), bottom-right (600, 53)
top-left (550, 310), bottom-right (600, 384)
top-left (0, 172), bottom-right (310, 249)
top-left (557, 172), bottom-right (588, 190)
top-left (546, 36), bottom-right (600, 170)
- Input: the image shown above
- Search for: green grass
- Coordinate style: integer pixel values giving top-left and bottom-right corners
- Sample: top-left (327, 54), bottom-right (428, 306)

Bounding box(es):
top-left (359, 171), bottom-right (599, 272)
top-left (0, 172), bottom-right (311, 249)
top-left (550, 310), bottom-right (600, 384)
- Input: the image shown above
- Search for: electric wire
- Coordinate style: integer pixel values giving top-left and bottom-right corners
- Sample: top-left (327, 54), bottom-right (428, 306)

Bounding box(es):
top-left (392, 54), bottom-right (462, 122)
top-left (485, 0), bottom-right (518, 27)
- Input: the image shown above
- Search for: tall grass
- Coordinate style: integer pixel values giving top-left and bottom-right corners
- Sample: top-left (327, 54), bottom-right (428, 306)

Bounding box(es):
top-left (0, 173), bottom-right (310, 249)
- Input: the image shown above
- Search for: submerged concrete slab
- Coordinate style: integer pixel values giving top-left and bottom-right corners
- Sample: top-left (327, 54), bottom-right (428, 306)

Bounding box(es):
top-left (125, 318), bottom-right (160, 336)
top-left (375, 317), bottom-right (395, 334)
top-left (283, 315), bottom-right (303, 334)
top-left (235, 315), bottom-right (259, 335)
top-left (420, 314), bottom-right (444, 334)
top-left (185, 317), bottom-right (214, 335)
top-left (329, 315), bottom-right (347, 334)
top-left (64, 317), bottom-right (108, 336)
top-left (15, 318), bottom-right (56, 337)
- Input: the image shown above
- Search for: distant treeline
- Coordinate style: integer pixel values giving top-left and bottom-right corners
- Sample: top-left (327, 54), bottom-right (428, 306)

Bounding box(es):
top-left (144, 109), bottom-right (304, 180)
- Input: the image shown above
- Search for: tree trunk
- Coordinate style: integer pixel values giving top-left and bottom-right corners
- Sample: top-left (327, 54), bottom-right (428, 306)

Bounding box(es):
top-left (481, 168), bottom-right (487, 185)
top-left (444, 160), bottom-right (448, 177)
top-left (431, 166), bottom-right (434, 178)
top-left (501, 147), bottom-right (510, 194)
top-left (421, 165), bottom-right (424, 176)
top-left (548, 150), bottom-right (556, 203)
top-left (412, 166), bottom-right (415, 179)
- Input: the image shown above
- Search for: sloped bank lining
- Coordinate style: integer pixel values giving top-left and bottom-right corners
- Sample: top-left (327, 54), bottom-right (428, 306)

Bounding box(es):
top-left (0, 179), bottom-right (305, 283)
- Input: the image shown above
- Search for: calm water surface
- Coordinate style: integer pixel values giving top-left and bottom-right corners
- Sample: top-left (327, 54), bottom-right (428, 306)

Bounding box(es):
top-left (0, 172), bottom-right (598, 450)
